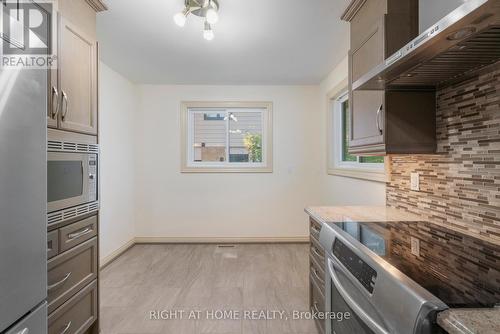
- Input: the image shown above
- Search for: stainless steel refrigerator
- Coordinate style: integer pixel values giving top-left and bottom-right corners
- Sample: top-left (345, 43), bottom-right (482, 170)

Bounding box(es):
top-left (0, 46), bottom-right (48, 334)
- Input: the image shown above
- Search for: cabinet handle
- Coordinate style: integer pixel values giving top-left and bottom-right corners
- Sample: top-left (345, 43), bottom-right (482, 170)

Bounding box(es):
top-left (51, 86), bottom-right (59, 119)
top-left (60, 321), bottom-right (72, 334)
top-left (312, 267), bottom-right (325, 285)
top-left (313, 301), bottom-right (321, 313)
top-left (68, 227), bottom-right (93, 240)
top-left (311, 246), bottom-right (325, 261)
top-left (48, 272), bottom-right (72, 291)
top-left (376, 104), bottom-right (383, 135)
top-left (311, 226), bottom-right (320, 235)
top-left (61, 90), bottom-right (69, 121)
top-left (15, 328), bottom-right (29, 334)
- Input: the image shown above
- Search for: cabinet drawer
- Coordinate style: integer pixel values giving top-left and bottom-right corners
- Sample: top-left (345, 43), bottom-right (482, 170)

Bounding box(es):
top-left (309, 219), bottom-right (321, 243)
top-left (59, 215), bottom-right (97, 253)
top-left (310, 270), bottom-right (326, 334)
top-left (48, 280), bottom-right (98, 334)
top-left (310, 255), bottom-right (326, 295)
top-left (310, 238), bottom-right (325, 263)
top-left (48, 237), bottom-right (98, 314)
top-left (48, 230), bottom-right (59, 259)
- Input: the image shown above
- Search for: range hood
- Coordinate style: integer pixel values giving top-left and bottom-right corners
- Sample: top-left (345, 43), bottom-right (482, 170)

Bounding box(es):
top-left (353, 0), bottom-right (500, 91)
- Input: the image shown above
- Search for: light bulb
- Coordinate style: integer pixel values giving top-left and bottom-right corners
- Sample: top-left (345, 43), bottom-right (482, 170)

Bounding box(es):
top-left (206, 8), bottom-right (219, 24)
top-left (204, 22), bottom-right (214, 41)
top-left (174, 9), bottom-right (188, 27)
top-left (203, 28), bottom-right (214, 41)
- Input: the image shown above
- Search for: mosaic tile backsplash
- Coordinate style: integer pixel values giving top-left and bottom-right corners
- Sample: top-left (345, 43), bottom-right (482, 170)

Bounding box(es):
top-left (386, 63), bottom-right (500, 244)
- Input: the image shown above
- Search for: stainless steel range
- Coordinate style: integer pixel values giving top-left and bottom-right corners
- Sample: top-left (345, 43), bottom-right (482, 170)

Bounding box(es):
top-left (319, 219), bottom-right (500, 334)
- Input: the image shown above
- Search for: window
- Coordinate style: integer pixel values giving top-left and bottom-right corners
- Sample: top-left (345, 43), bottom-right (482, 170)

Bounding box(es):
top-left (328, 91), bottom-right (386, 182)
top-left (181, 102), bottom-right (273, 173)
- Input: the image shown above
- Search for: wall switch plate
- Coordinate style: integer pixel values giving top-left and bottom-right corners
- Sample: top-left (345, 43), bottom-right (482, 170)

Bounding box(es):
top-left (410, 172), bottom-right (420, 191)
top-left (411, 237), bottom-right (420, 257)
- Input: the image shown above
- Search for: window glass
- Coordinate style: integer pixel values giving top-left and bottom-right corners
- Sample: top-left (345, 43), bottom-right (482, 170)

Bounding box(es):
top-left (229, 111), bottom-right (263, 163)
top-left (193, 111), bottom-right (227, 162)
top-left (183, 103), bottom-right (272, 172)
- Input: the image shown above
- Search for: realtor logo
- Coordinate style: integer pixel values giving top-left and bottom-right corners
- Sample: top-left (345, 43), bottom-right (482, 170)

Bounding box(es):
top-left (1, 0), bottom-right (56, 68)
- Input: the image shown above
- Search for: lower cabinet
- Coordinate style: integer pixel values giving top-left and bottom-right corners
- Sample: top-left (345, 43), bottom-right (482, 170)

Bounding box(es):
top-left (48, 238), bottom-right (98, 313)
top-left (47, 214), bottom-right (99, 334)
top-left (309, 218), bottom-right (326, 334)
top-left (48, 280), bottom-right (98, 334)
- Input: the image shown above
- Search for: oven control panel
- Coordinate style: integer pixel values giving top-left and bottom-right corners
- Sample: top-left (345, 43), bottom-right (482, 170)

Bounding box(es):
top-left (333, 239), bottom-right (377, 293)
top-left (88, 154), bottom-right (97, 201)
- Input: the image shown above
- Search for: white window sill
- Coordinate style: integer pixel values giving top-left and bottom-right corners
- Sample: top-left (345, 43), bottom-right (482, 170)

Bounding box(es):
top-left (327, 167), bottom-right (387, 183)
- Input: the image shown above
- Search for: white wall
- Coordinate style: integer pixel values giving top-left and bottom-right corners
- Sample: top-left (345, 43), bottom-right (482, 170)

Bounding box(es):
top-left (317, 56), bottom-right (386, 206)
top-left (99, 57), bottom-right (386, 247)
top-left (134, 85), bottom-right (323, 241)
top-left (99, 62), bottom-right (138, 262)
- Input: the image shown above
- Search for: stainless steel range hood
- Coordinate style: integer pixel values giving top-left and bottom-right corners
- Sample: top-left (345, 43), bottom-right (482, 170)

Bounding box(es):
top-left (353, 0), bottom-right (500, 91)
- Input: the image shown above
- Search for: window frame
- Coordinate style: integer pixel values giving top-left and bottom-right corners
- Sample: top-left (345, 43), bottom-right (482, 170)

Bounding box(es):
top-left (181, 101), bottom-right (273, 173)
top-left (327, 87), bottom-right (387, 183)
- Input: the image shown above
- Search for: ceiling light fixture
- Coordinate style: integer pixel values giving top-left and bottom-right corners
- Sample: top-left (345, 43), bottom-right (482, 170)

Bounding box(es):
top-left (174, 0), bottom-right (220, 40)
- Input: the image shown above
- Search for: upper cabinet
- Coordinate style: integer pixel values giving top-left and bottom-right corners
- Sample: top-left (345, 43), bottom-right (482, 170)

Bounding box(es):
top-left (47, 0), bottom-right (106, 136)
top-left (58, 16), bottom-right (97, 134)
top-left (344, 0), bottom-right (437, 155)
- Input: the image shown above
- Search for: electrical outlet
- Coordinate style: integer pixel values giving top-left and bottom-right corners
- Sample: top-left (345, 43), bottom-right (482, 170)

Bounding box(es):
top-left (410, 172), bottom-right (420, 191)
top-left (411, 237), bottom-right (420, 257)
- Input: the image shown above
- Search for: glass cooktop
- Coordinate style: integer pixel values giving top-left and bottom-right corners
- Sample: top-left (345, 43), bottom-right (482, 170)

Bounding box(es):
top-left (329, 220), bottom-right (500, 308)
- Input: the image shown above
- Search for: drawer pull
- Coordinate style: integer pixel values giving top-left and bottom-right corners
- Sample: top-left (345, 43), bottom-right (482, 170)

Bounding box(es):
top-left (313, 301), bottom-right (320, 313)
top-left (60, 321), bottom-right (72, 334)
top-left (312, 268), bottom-right (325, 285)
top-left (311, 246), bottom-right (325, 261)
top-left (15, 328), bottom-right (29, 334)
top-left (68, 227), bottom-right (93, 240)
top-left (48, 272), bottom-right (72, 291)
top-left (376, 104), bottom-right (383, 135)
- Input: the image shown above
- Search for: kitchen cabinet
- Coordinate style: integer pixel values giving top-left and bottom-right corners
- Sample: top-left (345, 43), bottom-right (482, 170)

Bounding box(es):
top-left (47, 0), bottom-right (103, 136)
top-left (45, 2), bottom-right (106, 334)
top-left (57, 16), bottom-right (98, 135)
top-left (344, 0), bottom-right (436, 155)
top-left (309, 218), bottom-right (326, 334)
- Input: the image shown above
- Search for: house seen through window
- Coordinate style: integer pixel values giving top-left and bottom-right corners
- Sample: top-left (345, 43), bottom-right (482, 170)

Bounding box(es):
top-left (182, 102), bottom-right (273, 172)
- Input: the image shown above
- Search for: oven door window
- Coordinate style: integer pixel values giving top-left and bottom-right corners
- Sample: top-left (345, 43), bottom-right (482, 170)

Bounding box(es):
top-left (47, 161), bottom-right (84, 202)
top-left (331, 284), bottom-right (375, 334)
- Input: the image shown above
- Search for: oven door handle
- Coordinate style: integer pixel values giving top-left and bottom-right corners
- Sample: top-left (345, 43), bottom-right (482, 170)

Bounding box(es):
top-left (328, 258), bottom-right (390, 334)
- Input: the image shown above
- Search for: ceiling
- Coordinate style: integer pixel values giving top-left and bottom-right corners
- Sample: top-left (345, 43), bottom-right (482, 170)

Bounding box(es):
top-left (97, 0), bottom-right (350, 85)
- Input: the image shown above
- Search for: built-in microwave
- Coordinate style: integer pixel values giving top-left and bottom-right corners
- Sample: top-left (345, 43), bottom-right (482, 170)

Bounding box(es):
top-left (47, 136), bottom-right (99, 225)
top-left (47, 151), bottom-right (97, 213)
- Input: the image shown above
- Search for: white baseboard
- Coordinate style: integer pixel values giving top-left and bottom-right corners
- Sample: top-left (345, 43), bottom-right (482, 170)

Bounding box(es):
top-left (134, 236), bottom-right (310, 244)
top-left (100, 238), bottom-right (135, 269)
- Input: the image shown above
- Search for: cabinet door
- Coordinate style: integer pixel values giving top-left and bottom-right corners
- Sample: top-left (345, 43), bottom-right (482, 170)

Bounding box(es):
top-left (58, 16), bottom-right (97, 135)
top-left (348, 18), bottom-right (385, 153)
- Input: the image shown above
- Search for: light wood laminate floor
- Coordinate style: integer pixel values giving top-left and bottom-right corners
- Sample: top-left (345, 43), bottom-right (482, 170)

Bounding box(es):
top-left (100, 244), bottom-right (320, 334)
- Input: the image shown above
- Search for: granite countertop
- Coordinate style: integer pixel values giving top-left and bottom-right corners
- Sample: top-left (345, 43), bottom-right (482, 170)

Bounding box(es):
top-left (437, 308), bottom-right (500, 334)
top-left (305, 205), bottom-right (500, 334)
top-left (305, 205), bottom-right (423, 225)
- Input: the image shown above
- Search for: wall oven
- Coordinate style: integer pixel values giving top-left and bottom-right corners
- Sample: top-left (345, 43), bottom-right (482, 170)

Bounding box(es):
top-left (47, 135), bottom-right (99, 226)
top-left (319, 222), bottom-right (447, 334)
